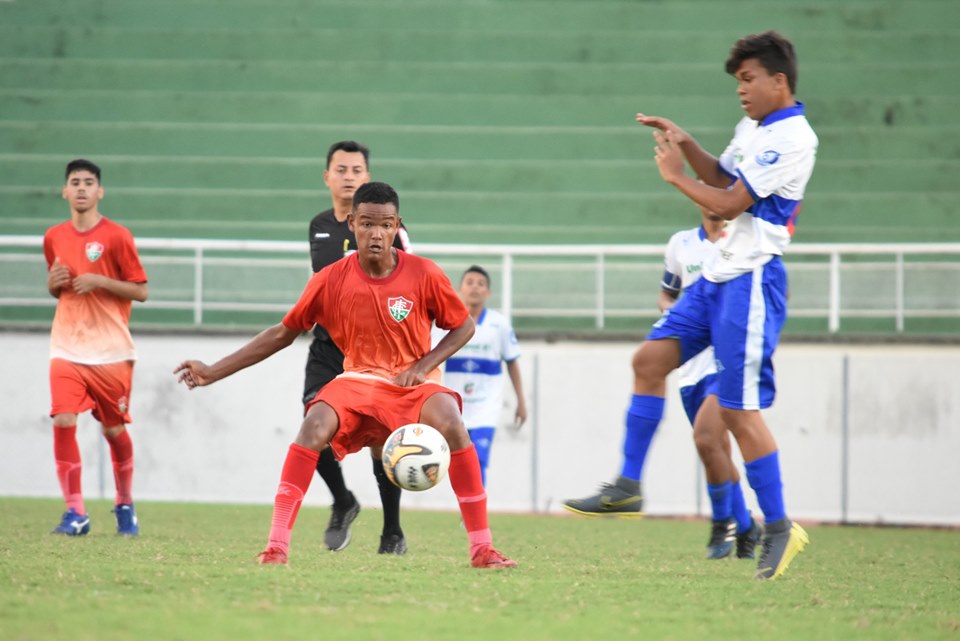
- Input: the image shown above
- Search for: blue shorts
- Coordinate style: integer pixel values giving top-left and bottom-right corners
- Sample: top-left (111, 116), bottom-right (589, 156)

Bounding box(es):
top-left (647, 257), bottom-right (787, 410)
top-left (467, 426), bottom-right (496, 486)
top-left (679, 373), bottom-right (719, 425)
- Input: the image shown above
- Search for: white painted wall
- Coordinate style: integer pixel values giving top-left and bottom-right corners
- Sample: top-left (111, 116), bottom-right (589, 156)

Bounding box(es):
top-left (2, 332), bottom-right (958, 525)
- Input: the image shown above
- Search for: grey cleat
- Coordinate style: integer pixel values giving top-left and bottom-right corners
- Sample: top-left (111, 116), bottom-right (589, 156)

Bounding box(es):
top-left (324, 492), bottom-right (360, 552)
top-left (755, 518), bottom-right (809, 580)
top-left (562, 476), bottom-right (644, 518)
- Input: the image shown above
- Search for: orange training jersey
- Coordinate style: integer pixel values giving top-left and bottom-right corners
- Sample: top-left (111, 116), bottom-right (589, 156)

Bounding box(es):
top-left (282, 250), bottom-right (469, 382)
top-left (43, 217), bottom-right (148, 364)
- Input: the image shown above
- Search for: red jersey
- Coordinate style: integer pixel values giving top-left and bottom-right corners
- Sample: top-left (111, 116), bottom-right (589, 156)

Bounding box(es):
top-left (283, 250), bottom-right (469, 382)
top-left (43, 216), bottom-right (148, 364)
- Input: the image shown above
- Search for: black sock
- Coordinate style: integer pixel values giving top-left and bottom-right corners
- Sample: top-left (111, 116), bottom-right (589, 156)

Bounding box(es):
top-left (372, 457), bottom-right (403, 537)
top-left (316, 447), bottom-right (352, 506)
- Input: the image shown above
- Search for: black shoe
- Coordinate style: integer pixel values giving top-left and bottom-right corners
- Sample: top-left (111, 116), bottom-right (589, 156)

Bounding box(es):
top-left (705, 518), bottom-right (736, 560)
top-left (736, 517), bottom-right (763, 560)
top-left (324, 492), bottom-right (360, 552)
top-left (378, 533), bottom-right (408, 555)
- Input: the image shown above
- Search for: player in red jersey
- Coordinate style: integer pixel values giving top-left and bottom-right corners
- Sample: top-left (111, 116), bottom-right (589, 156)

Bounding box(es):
top-left (174, 182), bottom-right (516, 569)
top-left (44, 159), bottom-right (149, 537)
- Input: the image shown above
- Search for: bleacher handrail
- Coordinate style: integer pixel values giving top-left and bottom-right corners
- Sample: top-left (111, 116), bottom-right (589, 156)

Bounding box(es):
top-left (3, 235), bottom-right (959, 333)
top-left (5, 235), bottom-right (960, 255)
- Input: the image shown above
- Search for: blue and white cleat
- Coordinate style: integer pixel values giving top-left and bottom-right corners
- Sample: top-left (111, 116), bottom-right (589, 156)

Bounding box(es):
top-left (52, 509), bottom-right (90, 536)
top-left (705, 518), bottom-right (736, 560)
top-left (113, 503), bottom-right (140, 536)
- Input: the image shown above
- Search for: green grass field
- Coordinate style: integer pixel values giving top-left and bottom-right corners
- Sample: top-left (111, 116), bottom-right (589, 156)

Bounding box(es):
top-left (1, 498), bottom-right (957, 641)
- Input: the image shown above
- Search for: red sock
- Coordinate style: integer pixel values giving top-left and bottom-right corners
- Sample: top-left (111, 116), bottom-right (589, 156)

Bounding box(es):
top-left (267, 444), bottom-right (320, 554)
top-left (53, 425), bottom-right (85, 515)
top-left (449, 444), bottom-right (492, 556)
top-left (104, 429), bottom-right (135, 505)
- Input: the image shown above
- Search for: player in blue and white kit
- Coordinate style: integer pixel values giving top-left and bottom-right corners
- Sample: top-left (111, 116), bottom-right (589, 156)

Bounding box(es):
top-left (565, 31), bottom-right (816, 580)
top-left (440, 266), bottom-right (527, 486)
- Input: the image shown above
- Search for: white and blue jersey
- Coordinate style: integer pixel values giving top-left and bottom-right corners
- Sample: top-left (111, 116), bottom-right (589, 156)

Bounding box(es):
top-left (662, 226), bottom-right (719, 423)
top-left (708, 103), bottom-right (818, 283)
top-left (649, 103), bottom-right (817, 411)
top-left (440, 308), bottom-right (520, 429)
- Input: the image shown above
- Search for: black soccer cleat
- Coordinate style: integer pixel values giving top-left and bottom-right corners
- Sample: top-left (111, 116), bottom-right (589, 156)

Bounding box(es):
top-left (736, 517), bottom-right (763, 560)
top-left (378, 533), bottom-right (408, 555)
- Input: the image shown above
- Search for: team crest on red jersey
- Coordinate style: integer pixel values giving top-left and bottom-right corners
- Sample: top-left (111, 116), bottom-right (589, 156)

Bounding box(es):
top-left (387, 296), bottom-right (414, 322)
top-left (85, 241), bottom-right (104, 262)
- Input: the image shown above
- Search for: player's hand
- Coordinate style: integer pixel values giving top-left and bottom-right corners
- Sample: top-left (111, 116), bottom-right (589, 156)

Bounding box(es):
top-left (48, 258), bottom-right (71, 291)
top-left (636, 113), bottom-right (692, 146)
top-left (174, 360), bottom-right (214, 389)
top-left (653, 130), bottom-right (686, 184)
top-left (513, 402), bottom-right (528, 430)
top-left (392, 366), bottom-right (427, 388)
top-left (71, 273), bottom-right (105, 295)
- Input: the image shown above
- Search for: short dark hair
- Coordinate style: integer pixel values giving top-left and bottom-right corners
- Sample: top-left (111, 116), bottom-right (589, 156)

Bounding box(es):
top-left (461, 265), bottom-right (491, 286)
top-left (353, 181), bottom-right (399, 212)
top-left (725, 31), bottom-right (798, 94)
top-left (326, 140), bottom-right (370, 169)
top-left (65, 158), bottom-right (101, 182)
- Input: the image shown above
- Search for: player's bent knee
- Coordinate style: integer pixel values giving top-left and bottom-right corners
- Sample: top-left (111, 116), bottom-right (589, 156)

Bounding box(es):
top-left (101, 424), bottom-right (126, 438)
top-left (297, 403), bottom-right (339, 451)
top-left (53, 414), bottom-right (78, 428)
top-left (693, 430), bottom-right (724, 457)
top-left (419, 395), bottom-right (470, 450)
top-left (631, 341), bottom-right (677, 383)
top-left (422, 414), bottom-right (472, 452)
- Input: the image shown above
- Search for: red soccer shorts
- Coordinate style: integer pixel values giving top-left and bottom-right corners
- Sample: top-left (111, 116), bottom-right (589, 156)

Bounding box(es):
top-left (49, 358), bottom-right (134, 427)
top-left (307, 374), bottom-right (462, 460)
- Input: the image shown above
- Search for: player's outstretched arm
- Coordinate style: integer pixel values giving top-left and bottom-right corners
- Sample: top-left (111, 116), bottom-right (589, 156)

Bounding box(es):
top-left (393, 316), bottom-right (476, 388)
top-left (174, 323), bottom-right (300, 389)
top-left (636, 113), bottom-right (730, 188)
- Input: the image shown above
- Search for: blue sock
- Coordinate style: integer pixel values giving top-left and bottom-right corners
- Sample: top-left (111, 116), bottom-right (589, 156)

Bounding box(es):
top-left (619, 395), bottom-right (664, 481)
top-left (744, 451), bottom-right (786, 524)
top-left (707, 480), bottom-right (733, 521)
top-left (730, 481), bottom-right (752, 533)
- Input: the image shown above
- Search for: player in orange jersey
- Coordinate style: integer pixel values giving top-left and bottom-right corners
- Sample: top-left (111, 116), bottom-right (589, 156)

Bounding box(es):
top-left (305, 141), bottom-right (413, 555)
top-left (174, 182), bottom-right (516, 569)
top-left (44, 159), bottom-right (149, 537)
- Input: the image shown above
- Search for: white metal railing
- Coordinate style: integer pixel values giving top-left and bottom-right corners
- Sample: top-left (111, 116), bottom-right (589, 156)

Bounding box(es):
top-left (2, 235), bottom-right (959, 333)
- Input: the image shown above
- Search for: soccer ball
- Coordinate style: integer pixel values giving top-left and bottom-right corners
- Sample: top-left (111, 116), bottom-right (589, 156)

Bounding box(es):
top-left (381, 423), bottom-right (451, 492)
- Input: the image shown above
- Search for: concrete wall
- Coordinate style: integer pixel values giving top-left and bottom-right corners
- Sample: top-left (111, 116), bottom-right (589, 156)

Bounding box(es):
top-left (2, 331), bottom-right (958, 525)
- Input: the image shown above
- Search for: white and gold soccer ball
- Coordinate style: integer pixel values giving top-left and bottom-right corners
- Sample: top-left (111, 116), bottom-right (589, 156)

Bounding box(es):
top-left (381, 423), bottom-right (451, 492)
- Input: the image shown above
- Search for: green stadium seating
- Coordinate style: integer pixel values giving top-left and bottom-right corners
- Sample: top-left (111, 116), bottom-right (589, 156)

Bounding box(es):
top-left (1, 0), bottom-right (958, 247)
